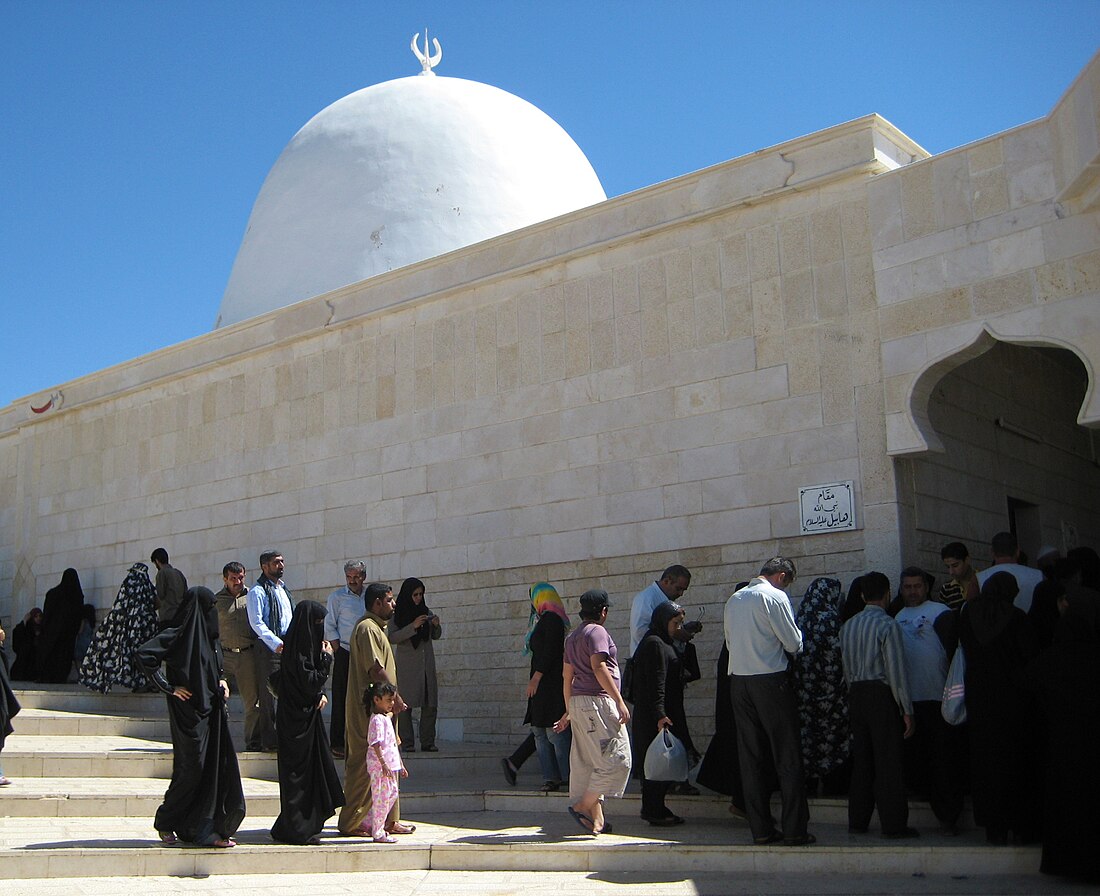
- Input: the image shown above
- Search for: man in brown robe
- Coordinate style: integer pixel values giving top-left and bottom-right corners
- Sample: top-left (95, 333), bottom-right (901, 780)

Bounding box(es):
top-left (337, 583), bottom-right (414, 835)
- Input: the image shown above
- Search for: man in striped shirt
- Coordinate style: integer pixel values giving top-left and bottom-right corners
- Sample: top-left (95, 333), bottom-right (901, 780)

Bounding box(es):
top-left (839, 571), bottom-right (917, 839)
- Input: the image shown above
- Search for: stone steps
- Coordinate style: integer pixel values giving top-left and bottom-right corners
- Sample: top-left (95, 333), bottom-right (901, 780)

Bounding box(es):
top-left (0, 811), bottom-right (1038, 880)
top-left (0, 685), bottom-right (1042, 883)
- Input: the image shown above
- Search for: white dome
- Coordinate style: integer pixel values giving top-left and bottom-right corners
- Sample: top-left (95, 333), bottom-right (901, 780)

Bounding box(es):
top-left (216, 74), bottom-right (606, 327)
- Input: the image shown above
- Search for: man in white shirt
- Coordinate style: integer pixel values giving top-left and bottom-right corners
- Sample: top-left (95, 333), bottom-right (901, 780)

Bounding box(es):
top-left (894, 566), bottom-right (962, 835)
top-left (976, 532), bottom-right (1044, 613)
top-left (723, 557), bottom-right (813, 846)
top-left (324, 560), bottom-right (368, 759)
top-left (629, 565), bottom-right (691, 654)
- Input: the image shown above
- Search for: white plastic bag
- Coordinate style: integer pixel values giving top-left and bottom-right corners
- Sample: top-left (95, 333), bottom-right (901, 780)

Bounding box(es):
top-left (643, 728), bottom-right (689, 781)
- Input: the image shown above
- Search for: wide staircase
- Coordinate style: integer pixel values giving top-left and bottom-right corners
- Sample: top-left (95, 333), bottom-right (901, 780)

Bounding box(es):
top-left (0, 685), bottom-right (1065, 893)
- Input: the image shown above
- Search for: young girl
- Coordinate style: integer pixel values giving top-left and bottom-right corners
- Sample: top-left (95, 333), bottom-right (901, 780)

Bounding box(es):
top-left (365, 682), bottom-right (407, 843)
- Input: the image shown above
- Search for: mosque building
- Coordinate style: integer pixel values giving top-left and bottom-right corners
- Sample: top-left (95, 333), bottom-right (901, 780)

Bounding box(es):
top-left (2, 38), bottom-right (1098, 742)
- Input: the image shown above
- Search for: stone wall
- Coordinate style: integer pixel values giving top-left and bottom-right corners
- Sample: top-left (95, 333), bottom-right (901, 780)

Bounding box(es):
top-left (0, 117), bottom-right (920, 741)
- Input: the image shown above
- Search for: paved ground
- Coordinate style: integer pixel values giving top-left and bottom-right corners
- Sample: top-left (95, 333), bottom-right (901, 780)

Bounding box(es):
top-left (2, 870), bottom-right (1095, 896)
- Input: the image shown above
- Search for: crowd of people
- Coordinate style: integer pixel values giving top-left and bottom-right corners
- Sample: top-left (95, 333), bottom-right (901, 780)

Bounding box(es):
top-left (0, 531), bottom-right (1096, 884)
top-left (502, 536), bottom-right (1099, 884)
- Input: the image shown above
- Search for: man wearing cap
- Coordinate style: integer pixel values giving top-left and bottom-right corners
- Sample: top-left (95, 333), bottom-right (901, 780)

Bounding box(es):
top-left (555, 589), bottom-right (631, 836)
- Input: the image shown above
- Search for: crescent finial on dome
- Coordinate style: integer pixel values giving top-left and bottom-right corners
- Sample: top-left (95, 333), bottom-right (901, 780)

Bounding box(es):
top-left (411, 29), bottom-right (442, 76)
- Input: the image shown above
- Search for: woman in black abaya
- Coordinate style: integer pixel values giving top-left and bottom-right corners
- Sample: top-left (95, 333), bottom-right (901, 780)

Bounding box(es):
top-left (134, 586), bottom-right (245, 848)
top-left (631, 600), bottom-right (689, 825)
top-left (958, 571), bottom-right (1041, 845)
top-left (270, 600), bottom-right (344, 844)
top-left (36, 568), bottom-right (85, 682)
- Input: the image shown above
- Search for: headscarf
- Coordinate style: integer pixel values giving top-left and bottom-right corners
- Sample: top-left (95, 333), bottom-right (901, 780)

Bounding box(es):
top-left (36, 567), bottom-right (86, 681)
top-left (393, 577), bottom-right (432, 649)
top-left (647, 600), bottom-right (684, 646)
top-left (968, 570), bottom-right (1020, 645)
top-left (277, 600), bottom-right (329, 710)
top-left (524, 582), bottom-right (570, 655)
top-left (134, 586), bottom-right (222, 714)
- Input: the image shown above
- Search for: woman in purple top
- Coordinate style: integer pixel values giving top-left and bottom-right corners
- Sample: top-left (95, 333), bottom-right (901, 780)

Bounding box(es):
top-left (555, 589), bottom-right (632, 836)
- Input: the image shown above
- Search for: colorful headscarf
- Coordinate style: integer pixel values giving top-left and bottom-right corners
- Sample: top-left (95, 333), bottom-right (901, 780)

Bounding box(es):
top-left (523, 582), bottom-right (570, 655)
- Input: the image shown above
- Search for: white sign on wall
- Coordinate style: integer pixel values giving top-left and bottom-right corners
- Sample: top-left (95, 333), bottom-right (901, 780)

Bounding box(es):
top-left (799, 481), bottom-right (856, 534)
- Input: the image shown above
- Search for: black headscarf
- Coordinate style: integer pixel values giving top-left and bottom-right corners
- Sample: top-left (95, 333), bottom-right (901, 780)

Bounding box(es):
top-left (36, 568), bottom-right (85, 682)
top-left (968, 570), bottom-right (1020, 645)
top-left (648, 600), bottom-right (684, 646)
top-left (277, 600), bottom-right (330, 709)
top-left (135, 586), bottom-right (222, 714)
top-left (393, 577), bottom-right (431, 648)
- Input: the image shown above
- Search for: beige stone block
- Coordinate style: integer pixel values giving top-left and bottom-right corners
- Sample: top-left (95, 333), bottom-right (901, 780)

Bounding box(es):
top-left (782, 268), bottom-right (816, 327)
top-left (640, 308), bottom-right (670, 359)
top-left (749, 224), bottom-right (780, 281)
top-left (867, 177), bottom-right (903, 251)
top-left (873, 262), bottom-right (914, 305)
top-left (496, 342), bottom-right (519, 392)
top-left (780, 216), bottom-right (811, 272)
top-left (1009, 161), bottom-right (1056, 208)
top-left (613, 264), bottom-right (640, 315)
top-left (691, 243), bottom-right (721, 295)
top-left (564, 278), bottom-right (589, 330)
top-left (810, 205), bottom-right (844, 266)
top-left (901, 161), bottom-right (936, 240)
top-left (541, 330), bottom-right (565, 382)
top-left (883, 372), bottom-right (911, 414)
top-left (454, 348), bottom-right (476, 402)
top-left (878, 288), bottom-right (970, 341)
top-left (639, 256), bottom-right (666, 310)
top-left (814, 260), bottom-right (848, 321)
top-left (968, 138), bottom-right (1003, 175)
top-left (786, 337), bottom-right (821, 396)
top-left (1070, 247), bottom-right (1100, 293)
top-left (694, 289), bottom-right (725, 346)
top-left (539, 283), bottom-right (565, 334)
top-left (518, 327), bottom-right (540, 387)
top-left (722, 284), bottom-right (753, 337)
top-left (589, 317), bottom-right (615, 370)
top-left (414, 321), bottom-right (434, 369)
top-left (971, 270), bottom-right (1035, 316)
top-left (667, 298), bottom-right (696, 350)
top-left (751, 276), bottom-right (784, 337)
top-left (933, 152), bottom-right (973, 230)
top-left (971, 166), bottom-right (1010, 220)
top-left (664, 247), bottom-right (693, 304)
top-left (614, 311), bottom-right (641, 367)
top-left (564, 328), bottom-right (590, 378)
top-left (988, 228), bottom-right (1047, 277)
top-left (674, 380), bottom-right (720, 418)
top-left (720, 232), bottom-right (749, 286)
top-left (587, 270), bottom-right (613, 322)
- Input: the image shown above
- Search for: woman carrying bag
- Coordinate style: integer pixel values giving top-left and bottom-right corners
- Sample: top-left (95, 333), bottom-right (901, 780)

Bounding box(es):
top-left (631, 600), bottom-right (689, 826)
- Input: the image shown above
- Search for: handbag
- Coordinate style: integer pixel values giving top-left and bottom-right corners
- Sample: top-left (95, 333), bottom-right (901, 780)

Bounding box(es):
top-left (643, 728), bottom-right (689, 782)
top-left (620, 656), bottom-right (636, 704)
top-left (941, 646), bottom-right (966, 725)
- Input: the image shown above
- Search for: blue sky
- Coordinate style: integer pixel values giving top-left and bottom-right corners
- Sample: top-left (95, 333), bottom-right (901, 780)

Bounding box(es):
top-left (1, 2), bottom-right (1096, 408)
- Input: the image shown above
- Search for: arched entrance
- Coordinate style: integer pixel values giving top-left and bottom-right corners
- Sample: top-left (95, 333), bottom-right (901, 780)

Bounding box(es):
top-left (895, 338), bottom-right (1100, 574)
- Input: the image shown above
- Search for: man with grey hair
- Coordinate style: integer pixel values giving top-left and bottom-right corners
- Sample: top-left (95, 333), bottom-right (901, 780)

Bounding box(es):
top-left (325, 560), bottom-right (368, 758)
top-left (723, 556), bottom-right (814, 846)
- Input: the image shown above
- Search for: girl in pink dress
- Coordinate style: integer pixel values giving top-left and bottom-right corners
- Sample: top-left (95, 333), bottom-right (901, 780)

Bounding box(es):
top-left (366, 682), bottom-right (407, 843)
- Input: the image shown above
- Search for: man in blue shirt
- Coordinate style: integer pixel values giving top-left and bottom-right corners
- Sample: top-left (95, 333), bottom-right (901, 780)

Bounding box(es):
top-left (246, 549), bottom-right (293, 752)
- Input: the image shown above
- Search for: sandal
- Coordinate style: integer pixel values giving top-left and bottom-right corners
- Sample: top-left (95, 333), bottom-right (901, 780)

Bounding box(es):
top-left (386, 822), bottom-right (416, 835)
top-left (0, 777), bottom-right (11, 787)
top-left (157, 830), bottom-right (178, 845)
top-left (373, 834), bottom-right (397, 843)
top-left (568, 806), bottom-right (596, 835)
top-left (211, 837), bottom-right (236, 848)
